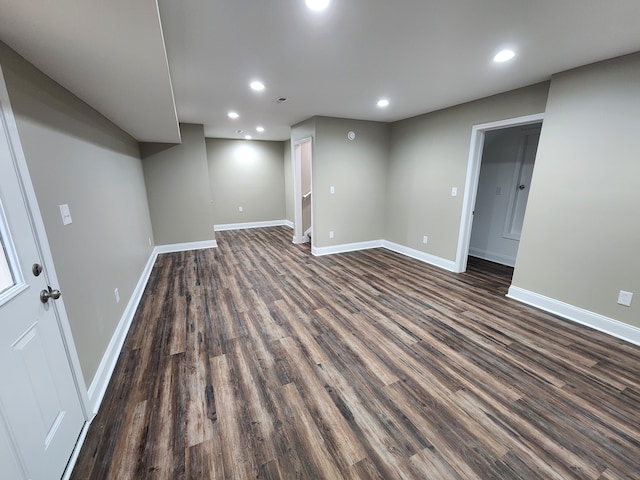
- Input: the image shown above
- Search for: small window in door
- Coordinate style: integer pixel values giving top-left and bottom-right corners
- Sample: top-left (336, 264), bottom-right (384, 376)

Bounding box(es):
top-left (0, 199), bottom-right (23, 305)
top-left (0, 236), bottom-right (14, 294)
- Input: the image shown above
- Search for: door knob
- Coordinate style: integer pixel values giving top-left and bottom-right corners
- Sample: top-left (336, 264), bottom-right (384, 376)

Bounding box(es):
top-left (40, 286), bottom-right (62, 304)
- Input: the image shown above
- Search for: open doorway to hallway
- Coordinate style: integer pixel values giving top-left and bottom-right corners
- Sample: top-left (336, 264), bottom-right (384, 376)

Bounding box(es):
top-left (469, 123), bottom-right (542, 271)
top-left (293, 138), bottom-right (313, 245)
top-left (455, 113), bottom-right (544, 275)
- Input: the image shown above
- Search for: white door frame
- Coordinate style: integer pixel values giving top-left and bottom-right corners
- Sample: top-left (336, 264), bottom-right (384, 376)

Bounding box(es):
top-left (292, 136), bottom-right (313, 245)
top-left (0, 67), bottom-right (90, 418)
top-left (455, 113), bottom-right (545, 273)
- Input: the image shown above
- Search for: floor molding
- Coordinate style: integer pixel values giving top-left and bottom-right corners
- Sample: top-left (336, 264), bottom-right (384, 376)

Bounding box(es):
top-left (468, 248), bottom-right (515, 268)
top-left (383, 240), bottom-right (457, 272)
top-left (214, 220), bottom-right (292, 231)
top-left (62, 421), bottom-right (91, 480)
top-left (312, 239), bottom-right (383, 256)
top-left (507, 286), bottom-right (640, 347)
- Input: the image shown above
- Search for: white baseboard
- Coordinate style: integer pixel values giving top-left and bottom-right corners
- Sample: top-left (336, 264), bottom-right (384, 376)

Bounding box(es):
top-left (507, 286), bottom-right (640, 347)
top-left (154, 239), bottom-right (218, 253)
top-left (312, 239), bottom-right (384, 256)
top-left (214, 220), bottom-right (291, 231)
top-left (87, 247), bottom-right (158, 414)
top-left (62, 421), bottom-right (91, 480)
top-left (468, 248), bottom-right (515, 267)
top-left (383, 240), bottom-right (457, 272)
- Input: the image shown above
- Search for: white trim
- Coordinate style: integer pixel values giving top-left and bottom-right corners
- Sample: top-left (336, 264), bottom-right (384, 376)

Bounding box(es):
top-left (312, 239), bottom-right (383, 256)
top-left (455, 113), bottom-right (544, 273)
top-left (154, 239), bottom-right (218, 253)
top-left (214, 220), bottom-right (291, 232)
top-left (61, 421), bottom-right (91, 480)
top-left (87, 248), bottom-right (158, 413)
top-left (383, 241), bottom-right (457, 272)
top-left (306, 237), bottom-right (457, 272)
top-left (507, 286), bottom-right (640, 347)
top-left (468, 249), bottom-right (515, 267)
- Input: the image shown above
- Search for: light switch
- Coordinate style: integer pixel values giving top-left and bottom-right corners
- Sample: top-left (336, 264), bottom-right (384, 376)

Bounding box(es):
top-left (451, 187), bottom-right (458, 197)
top-left (59, 204), bottom-right (72, 225)
top-left (330, 186), bottom-right (335, 194)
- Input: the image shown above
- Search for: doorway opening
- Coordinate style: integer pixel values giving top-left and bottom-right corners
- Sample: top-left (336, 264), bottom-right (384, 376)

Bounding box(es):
top-left (292, 137), bottom-right (313, 246)
top-left (455, 113), bottom-right (544, 274)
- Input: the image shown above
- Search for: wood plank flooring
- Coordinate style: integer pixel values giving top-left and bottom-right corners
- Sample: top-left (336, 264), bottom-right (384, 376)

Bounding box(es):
top-left (71, 227), bottom-right (640, 479)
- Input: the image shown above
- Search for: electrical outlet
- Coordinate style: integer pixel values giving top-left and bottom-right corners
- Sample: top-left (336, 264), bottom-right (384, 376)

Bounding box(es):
top-left (114, 288), bottom-right (120, 304)
top-left (238, 206), bottom-right (243, 212)
top-left (329, 231), bottom-right (334, 239)
top-left (617, 290), bottom-right (633, 307)
top-left (422, 235), bottom-right (428, 244)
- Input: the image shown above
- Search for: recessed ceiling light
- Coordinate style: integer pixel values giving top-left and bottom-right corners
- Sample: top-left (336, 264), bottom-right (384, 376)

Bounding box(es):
top-left (494, 49), bottom-right (515, 63)
top-left (228, 111), bottom-right (239, 119)
top-left (377, 99), bottom-right (389, 108)
top-left (250, 81), bottom-right (265, 91)
top-left (245, 135), bottom-right (252, 140)
top-left (256, 126), bottom-right (265, 132)
top-left (306, 0), bottom-right (330, 11)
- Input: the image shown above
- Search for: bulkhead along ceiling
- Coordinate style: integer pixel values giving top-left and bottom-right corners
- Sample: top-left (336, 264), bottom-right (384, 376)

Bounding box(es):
top-left (1, 0), bottom-right (640, 142)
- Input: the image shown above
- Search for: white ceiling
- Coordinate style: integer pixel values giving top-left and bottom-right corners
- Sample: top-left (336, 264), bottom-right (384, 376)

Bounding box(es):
top-left (0, 0), bottom-right (180, 143)
top-left (2, 0), bottom-right (640, 143)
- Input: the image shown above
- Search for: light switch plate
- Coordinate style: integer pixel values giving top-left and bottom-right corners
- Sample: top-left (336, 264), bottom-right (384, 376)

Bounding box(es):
top-left (59, 204), bottom-right (72, 225)
top-left (451, 187), bottom-right (458, 197)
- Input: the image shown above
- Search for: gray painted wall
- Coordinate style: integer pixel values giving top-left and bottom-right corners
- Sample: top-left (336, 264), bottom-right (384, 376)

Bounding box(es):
top-left (206, 138), bottom-right (285, 225)
top-left (512, 53), bottom-right (640, 328)
top-left (313, 117), bottom-right (389, 247)
top-left (141, 123), bottom-right (214, 245)
top-left (0, 42), bottom-right (155, 386)
top-left (386, 83), bottom-right (550, 260)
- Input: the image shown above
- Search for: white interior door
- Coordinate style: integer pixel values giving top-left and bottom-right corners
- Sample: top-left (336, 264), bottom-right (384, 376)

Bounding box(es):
top-left (504, 130), bottom-right (540, 239)
top-left (0, 81), bottom-right (85, 479)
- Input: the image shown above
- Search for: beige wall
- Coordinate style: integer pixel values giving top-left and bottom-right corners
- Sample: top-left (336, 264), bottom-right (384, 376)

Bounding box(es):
top-left (387, 83), bottom-right (550, 260)
top-left (206, 138), bottom-right (285, 225)
top-left (512, 54), bottom-right (640, 327)
top-left (141, 123), bottom-right (214, 245)
top-left (0, 42), bottom-right (155, 386)
top-left (313, 117), bottom-right (389, 247)
top-left (284, 139), bottom-right (294, 223)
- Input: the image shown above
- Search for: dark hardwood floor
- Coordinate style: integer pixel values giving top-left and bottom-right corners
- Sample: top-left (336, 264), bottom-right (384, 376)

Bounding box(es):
top-left (71, 227), bottom-right (640, 479)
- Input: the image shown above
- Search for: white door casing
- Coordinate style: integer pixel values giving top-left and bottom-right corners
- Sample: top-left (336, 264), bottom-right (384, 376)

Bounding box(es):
top-left (0, 66), bottom-right (86, 479)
